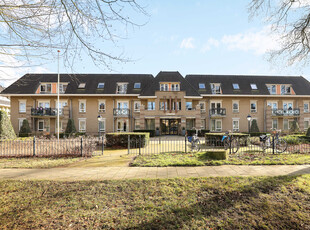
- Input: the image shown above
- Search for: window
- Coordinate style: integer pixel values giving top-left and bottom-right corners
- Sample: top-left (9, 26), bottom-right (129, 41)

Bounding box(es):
top-left (175, 84), bottom-right (180, 91)
top-left (147, 101), bottom-right (155, 110)
top-left (58, 83), bottom-right (67, 93)
top-left (281, 85), bottom-right (291, 95)
top-left (283, 119), bottom-right (294, 130)
top-left (232, 119), bottom-right (239, 132)
top-left (97, 83), bottom-right (105, 89)
top-left (201, 119), bottom-right (206, 129)
top-left (134, 101), bottom-right (141, 112)
top-left (272, 119), bottom-right (278, 130)
top-left (268, 85), bottom-right (276, 94)
top-left (250, 101), bottom-right (257, 113)
top-left (159, 101), bottom-right (168, 110)
top-left (145, 119), bottom-right (155, 130)
top-left (99, 119), bottom-right (105, 132)
top-left (210, 83), bottom-right (221, 94)
top-left (18, 118), bottom-right (26, 131)
top-left (232, 83), bottom-right (239, 90)
top-left (78, 83), bottom-right (86, 89)
top-left (186, 102), bottom-right (193, 110)
top-left (159, 83), bottom-right (180, 91)
top-left (38, 101), bottom-right (50, 108)
top-left (134, 119), bottom-right (140, 130)
top-left (40, 83), bottom-right (52, 93)
top-left (38, 120), bottom-right (44, 131)
top-left (134, 82), bottom-right (141, 89)
top-left (199, 102), bottom-right (206, 111)
top-left (199, 83), bottom-right (205, 89)
top-left (19, 100), bottom-right (26, 113)
top-left (283, 102), bottom-right (293, 110)
top-left (304, 103), bottom-right (309, 113)
top-left (172, 101), bottom-right (181, 111)
top-left (79, 119), bottom-right (86, 132)
top-left (267, 101), bottom-right (278, 110)
top-left (304, 119), bottom-right (310, 131)
top-left (211, 119), bottom-right (222, 132)
top-left (281, 85), bottom-right (285, 95)
top-left (116, 83), bottom-right (128, 94)
top-left (186, 119), bottom-right (195, 130)
top-left (79, 100), bottom-right (86, 113)
top-left (250, 84), bottom-right (257, 90)
top-left (55, 120), bottom-right (64, 133)
top-left (232, 101), bottom-right (239, 113)
top-left (98, 101), bottom-right (105, 112)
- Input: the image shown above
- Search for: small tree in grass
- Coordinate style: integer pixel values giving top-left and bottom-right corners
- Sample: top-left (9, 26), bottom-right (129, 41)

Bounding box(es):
top-left (306, 127), bottom-right (310, 137)
top-left (250, 119), bottom-right (260, 133)
top-left (65, 119), bottom-right (76, 136)
top-left (290, 120), bottom-right (299, 133)
top-left (19, 119), bottom-right (32, 137)
top-left (0, 110), bottom-right (16, 139)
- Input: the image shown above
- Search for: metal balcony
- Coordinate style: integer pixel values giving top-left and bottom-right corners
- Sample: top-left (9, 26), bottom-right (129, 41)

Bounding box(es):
top-left (113, 108), bottom-right (130, 117)
top-left (272, 108), bottom-right (300, 117)
top-left (31, 108), bottom-right (64, 116)
top-left (209, 108), bottom-right (226, 117)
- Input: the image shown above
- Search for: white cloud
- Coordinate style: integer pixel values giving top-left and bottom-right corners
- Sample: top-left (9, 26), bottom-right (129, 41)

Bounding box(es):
top-left (201, 38), bottom-right (220, 53)
top-left (180, 37), bottom-right (195, 49)
top-left (221, 26), bottom-right (281, 55)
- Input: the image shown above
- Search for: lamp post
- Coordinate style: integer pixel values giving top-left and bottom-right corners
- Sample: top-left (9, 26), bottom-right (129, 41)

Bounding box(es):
top-left (97, 115), bottom-right (102, 138)
top-left (247, 114), bottom-right (252, 133)
top-left (57, 50), bottom-right (60, 141)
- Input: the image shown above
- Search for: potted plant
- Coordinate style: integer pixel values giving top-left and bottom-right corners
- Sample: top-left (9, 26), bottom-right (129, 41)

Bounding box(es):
top-left (155, 127), bottom-right (160, 136)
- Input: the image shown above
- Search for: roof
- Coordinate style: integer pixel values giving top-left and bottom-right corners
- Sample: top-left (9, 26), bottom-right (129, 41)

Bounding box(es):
top-left (185, 74), bottom-right (310, 95)
top-left (1, 73), bottom-right (154, 95)
top-left (140, 71), bottom-right (200, 97)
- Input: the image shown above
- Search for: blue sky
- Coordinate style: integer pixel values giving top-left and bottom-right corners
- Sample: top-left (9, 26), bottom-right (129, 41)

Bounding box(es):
top-left (2, 0), bottom-right (310, 86)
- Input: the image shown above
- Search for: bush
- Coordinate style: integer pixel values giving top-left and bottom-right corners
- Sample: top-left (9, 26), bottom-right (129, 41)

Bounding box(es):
top-left (65, 119), bottom-right (76, 136)
top-left (290, 120), bottom-right (299, 133)
top-left (203, 151), bottom-right (227, 160)
top-left (306, 127), bottom-right (310, 137)
top-left (186, 129), bottom-right (210, 137)
top-left (106, 132), bottom-right (150, 148)
top-left (246, 132), bottom-right (267, 137)
top-left (0, 110), bottom-right (16, 139)
top-left (134, 129), bottom-right (155, 137)
top-left (250, 119), bottom-right (260, 133)
top-left (282, 135), bottom-right (303, 145)
top-left (19, 119), bottom-right (31, 137)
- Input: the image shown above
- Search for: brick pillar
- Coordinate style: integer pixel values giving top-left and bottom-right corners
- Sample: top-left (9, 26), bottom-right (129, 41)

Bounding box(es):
top-left (299, 104), bottom-right (304, 131)
top-left (195, 104), bottom-right (201, 129)
top-left (139, 105), bottom-right (145, 129)
top-left (266, 108), bottom-right (272, 131)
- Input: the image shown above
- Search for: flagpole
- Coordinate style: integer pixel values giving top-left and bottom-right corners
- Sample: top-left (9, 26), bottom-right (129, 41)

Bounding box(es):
top-left (57, 50), bottom-right (60, 141)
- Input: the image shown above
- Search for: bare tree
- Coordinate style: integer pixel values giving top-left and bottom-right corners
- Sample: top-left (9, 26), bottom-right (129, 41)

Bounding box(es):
top-left (249, 0), bottom-right (310, 66)
top-left (0, 0), bottom-right (147, 69)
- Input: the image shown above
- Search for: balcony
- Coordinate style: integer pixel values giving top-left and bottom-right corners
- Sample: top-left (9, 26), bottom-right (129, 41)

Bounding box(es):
top-left (113, 108), bottom-right (130, 117)
top-left (31, 108), bottom-right (64, 117)
top-left (272, 108), bottom-right (300, 117)
top-left (209, 108), bottom-right (226, 117)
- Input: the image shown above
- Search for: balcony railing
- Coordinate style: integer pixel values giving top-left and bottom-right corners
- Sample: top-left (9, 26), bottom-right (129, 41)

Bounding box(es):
top-left (209, 108), bottom-right (226, 117)
top-left (272, 108), bottom-right (300, 116)
top-left (31, 108), bottom-right (64, 116)
top-left (113, 108), bottom-right (130, 117)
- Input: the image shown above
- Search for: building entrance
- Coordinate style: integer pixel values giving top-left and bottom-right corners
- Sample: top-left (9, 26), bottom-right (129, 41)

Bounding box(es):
top-left (160, 119), bottom-right (180, 135)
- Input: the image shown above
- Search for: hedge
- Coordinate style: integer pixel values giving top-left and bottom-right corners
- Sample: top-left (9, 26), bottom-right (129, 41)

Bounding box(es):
top-left (186, 129), bottom-right (210, 137)
top-left (106, 132), bottom-right (150, 148)
top-left (133, 129), bottom-right (155, 137)
top-left (203, 150), bottom-right (227, 160)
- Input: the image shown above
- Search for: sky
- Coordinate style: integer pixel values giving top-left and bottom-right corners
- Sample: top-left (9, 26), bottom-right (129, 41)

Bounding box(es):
top-left (1, 0), bottom-right (310, 87)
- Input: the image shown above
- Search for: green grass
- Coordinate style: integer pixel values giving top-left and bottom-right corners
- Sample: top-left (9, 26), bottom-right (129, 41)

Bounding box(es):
top-left (0, 176), bottom-right (309, 229)
top-left (131, 152), bottom-right (310, 167)
top-left (0, 157), bottom-right (83, 168)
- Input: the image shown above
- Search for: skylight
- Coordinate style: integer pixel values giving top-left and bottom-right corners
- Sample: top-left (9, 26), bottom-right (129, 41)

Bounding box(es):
top-left (250, 84), bottom-right (258, 90)
top-left (78, 83), bottom-right (86, 89)
top-left (134, 82), bottom-right (141, 89)
top-left (199, 83), bottom-right (205, 89)
top-left (97, 83), bottom-right (105, 89)
top-left (232, 83), bottom-right (239, 90)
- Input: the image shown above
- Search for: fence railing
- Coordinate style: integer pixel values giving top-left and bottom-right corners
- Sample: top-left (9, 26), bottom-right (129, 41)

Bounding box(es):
top-left (0, 137), bottom-right (102, 158)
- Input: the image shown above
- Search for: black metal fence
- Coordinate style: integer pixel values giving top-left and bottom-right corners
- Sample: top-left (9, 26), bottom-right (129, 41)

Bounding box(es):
top-left (0, 137), bottom-right (103, 158)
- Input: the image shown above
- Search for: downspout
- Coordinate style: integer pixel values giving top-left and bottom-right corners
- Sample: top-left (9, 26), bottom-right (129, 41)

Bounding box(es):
top-left (113, 99), bottom-right (115, 132)
top-left (263, 99), bottom-right (266, 132)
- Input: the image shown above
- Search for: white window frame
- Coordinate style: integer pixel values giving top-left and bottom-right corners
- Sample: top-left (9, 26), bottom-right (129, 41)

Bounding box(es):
top-left (283, 101), bottom-right (293, 110)
top-left (267, 101), bottom-right (278, 109)
top-left (186, 101), bottom-right (193, 110)
top-left (58, 83), bottom-right (68, 93)
top-left (78, 83), bottom-right (86, 89)
top-left (40, 83), bottom-right (52, 93)
top-left (79, 118), bottom-right (86, 132)
top-left (211, 119), bottom-right (222, 132)
top-left (304, 118), bottom-right (310, 131)
top-left (210, 83), bottom-right (221, 94)
top-left (250, 100), bottom-right (257, 113)
top-left (19, 100), bottom-right (26, 113)
top-left (18, 118), bottom-right (26, 131)
top-left (147, 101), bottom-right (155, 110)
top-left (304, 101), bottom-right (309, 113)
top-left (232, 118), bottom-right (239, 132)
top-left (232, 100), bottom-right (239, 113)
top-left (55, 120), bottom-right (64, 133)
top-left (134, 119), bottom-right (140, 130)
top-left (38, 100), bottom-right (51, 108)
top-left (98, 118), bottom-right (106, 132)
top-left (283, 119), bottom-right (294, 130)
top-left (98, 100), bottom-right (106, 112)
top-left (79, 100), bottom-right (86, 113)
top-left (272, 119), bottom-right (278, 130)
top-left (38, 119), bottom-right (44, 131)
top-left (134, 101), bottom-right (141, 112)
top-left (116, 83), bottom-right (128, 94)
top-left (250, 84), bottom-right (257, 90)
top-left (199, 101), bottom-right (206, 111)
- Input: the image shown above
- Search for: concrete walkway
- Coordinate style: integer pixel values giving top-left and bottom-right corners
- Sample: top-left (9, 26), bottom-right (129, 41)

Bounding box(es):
top-left (0, 165), bottom-right (309, 180)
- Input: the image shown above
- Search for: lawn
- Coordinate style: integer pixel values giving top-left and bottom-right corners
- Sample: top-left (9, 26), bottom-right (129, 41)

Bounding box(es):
top-left (131, 152), bottom-right (310, 167)
top-left (0, 176), bottom-right (309, 229)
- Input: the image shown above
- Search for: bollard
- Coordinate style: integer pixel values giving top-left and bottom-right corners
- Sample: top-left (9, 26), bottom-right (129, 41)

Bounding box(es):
top-left (185, 135), bottom-right (187, 153)
top-left (101, 135), bottom-right (104, 155)
top-left (33, 136), bottom-right (36, 156)
top-left (128, 135), bottom-right (130, 154)
top-left (81, 137), bottom-right (83, 157)
top-left (272, 135), bottom-right (275, 154)
top-left (139, 135), bottom-right (141, 155)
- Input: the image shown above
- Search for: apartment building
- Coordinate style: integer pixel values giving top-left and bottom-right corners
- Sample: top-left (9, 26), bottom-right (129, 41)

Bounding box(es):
top-left (2, 71), bottom-right (310, 135)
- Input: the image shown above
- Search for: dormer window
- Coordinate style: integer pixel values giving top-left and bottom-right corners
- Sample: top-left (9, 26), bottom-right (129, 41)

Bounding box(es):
top-left (78, 83), bottom-right (86, 89)
top-left (159, 82), bottom-right (180, 91)
top-left (97, 83), bottom-right (105, 89)
top-left (232, 83), bottom-right (239, 90)
top-left (281, 85), bottom-right (291, 95)
top-left (267, 84), bottom-right (276, 94)
top-left (134, 82), bottom-right (141, 89)
top-left (40, 83), bottom-right (51, 93)
top-left (116, 83), bottom-right (128, 94)
top-left (59, 83), bottom-right (67, 93)
top-left (250, 84), bottom-right (257, 90)
top-left (210, 83), bottom-right (221, 94)
top-left (199, 83), bottom-right (205, 89)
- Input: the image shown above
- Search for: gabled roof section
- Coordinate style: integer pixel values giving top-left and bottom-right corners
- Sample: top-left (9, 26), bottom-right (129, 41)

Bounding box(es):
top-left (140, 71), bottom-right (200, 97)
top-left (2, 73), bottom-right (154, 95)
top-left (185, 74), bottom-right (310, 95)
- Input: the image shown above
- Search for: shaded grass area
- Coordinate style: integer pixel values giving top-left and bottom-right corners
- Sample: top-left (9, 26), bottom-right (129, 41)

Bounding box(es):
top-left (131, 152), bottom-right (310, 167)
top-left (0, 176), bottom-right (309, 229)
top-left (0, 157), bottom-right (83, 168)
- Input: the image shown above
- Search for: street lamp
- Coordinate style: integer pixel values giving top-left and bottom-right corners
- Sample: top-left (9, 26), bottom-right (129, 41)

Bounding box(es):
top-left (97, 115), bottom-right (102, 138)
top-left (247, 114), bottom-right (252, 133)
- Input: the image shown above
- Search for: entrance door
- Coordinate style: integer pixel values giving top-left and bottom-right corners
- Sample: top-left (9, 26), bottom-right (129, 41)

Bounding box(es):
top-left (117, 119), bottom-right (128, 132)
top-left (160, 119), bottom-right (179, 135)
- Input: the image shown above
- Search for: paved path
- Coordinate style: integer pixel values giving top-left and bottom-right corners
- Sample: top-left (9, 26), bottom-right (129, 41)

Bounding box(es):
top-left (0, 165), bottom-right (309, 180)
